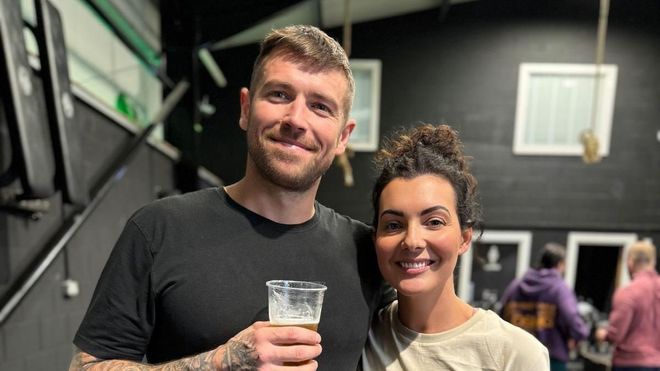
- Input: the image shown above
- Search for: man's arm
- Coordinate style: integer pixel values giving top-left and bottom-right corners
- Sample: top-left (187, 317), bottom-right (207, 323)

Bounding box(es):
top-left (69, 347), bottom-right (220, 371)
top-left (556, 286), bottom-right (589, 341)
top-left (602, 293), bottom-right (634, 344)
top-left (69, 321), bottom-right (322, 371)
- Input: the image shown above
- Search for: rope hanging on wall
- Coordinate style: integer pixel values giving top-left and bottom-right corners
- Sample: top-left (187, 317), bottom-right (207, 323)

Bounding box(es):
top-left (582, 0), bottom-right (610, 164)
top-left (334, 0), bottom-right (355, 186)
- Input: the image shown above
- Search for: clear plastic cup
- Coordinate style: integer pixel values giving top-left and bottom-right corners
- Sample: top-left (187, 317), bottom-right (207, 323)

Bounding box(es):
top-left (266, 280), bottom-right (327, 331)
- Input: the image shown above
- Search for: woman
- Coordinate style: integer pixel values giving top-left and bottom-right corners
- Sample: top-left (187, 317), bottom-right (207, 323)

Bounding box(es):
top-left (362, 124), bottom-right (549, 371)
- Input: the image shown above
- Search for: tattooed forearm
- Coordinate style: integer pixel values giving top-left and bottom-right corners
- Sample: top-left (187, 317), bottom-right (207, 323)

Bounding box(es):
top-left (69, 347), bottom-right (220, 371)
top-left (220, 338), bottom-right (259, 371)
top-left (69, 348), bottom-right (105, 371)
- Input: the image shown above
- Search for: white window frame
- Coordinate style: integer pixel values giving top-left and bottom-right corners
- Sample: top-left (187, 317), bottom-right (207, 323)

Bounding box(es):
top-left (513, 63), bottom-right (618, 157)
top-left (458, 230), bottom-right (532, 302)
top-left (565, 232), bottom-right (638, 290)
top-left (348, 59), bottom-right (381, 151)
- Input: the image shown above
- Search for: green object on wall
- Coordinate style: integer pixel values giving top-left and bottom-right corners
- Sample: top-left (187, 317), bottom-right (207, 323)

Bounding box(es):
top-left (116, 92), bottom-right (137, 122)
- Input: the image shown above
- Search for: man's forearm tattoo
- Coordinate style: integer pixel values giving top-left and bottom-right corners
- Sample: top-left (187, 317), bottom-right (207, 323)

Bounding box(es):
top-left (70, 348), bottom-right (219, 371)
top-left (220, 338), bottom-right (259, 371)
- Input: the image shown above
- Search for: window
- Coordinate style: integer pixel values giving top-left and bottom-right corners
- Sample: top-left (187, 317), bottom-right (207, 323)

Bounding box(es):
top-left (348, 59), bottom-right (381, 151)
top-left (21, 0), bottom-right (163, 137)
top-left (513, 63), bottom-right (617, 157)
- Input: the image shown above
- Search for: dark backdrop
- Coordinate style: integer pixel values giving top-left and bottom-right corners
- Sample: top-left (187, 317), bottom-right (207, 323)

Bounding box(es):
top-left (179, 0), bottom-right (660, 234)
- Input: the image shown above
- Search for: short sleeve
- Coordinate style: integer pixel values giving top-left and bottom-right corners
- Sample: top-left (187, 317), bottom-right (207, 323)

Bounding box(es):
top-left (73, 218), bottom-right (155, 361)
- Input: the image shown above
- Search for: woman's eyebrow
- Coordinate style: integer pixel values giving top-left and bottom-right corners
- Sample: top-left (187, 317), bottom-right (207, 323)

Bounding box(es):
top-left (380, 205), bottom-right (450, 219)
top-left (380, 209), bottom-right (403, 218)
top-left (420, 205), bottom-right (450, 216)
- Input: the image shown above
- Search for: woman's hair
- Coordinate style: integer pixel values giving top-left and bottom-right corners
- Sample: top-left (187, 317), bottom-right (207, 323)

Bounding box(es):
top-left (372, 124), bottom-right (482, 231)
top-left (250, 25), bottom-right (355, 117)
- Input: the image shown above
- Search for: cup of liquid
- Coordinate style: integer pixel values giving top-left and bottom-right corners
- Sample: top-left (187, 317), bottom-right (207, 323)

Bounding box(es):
top-left (266, 280), bottom-right (327, 331)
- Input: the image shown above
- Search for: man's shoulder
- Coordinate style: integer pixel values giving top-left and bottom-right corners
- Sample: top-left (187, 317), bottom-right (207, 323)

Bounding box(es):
top-left (614, 274), bottom-right (656, 302)
top-left (315, 201), bottom-right (372, 234)
top-left (132, 188), bottom-right (222, 223)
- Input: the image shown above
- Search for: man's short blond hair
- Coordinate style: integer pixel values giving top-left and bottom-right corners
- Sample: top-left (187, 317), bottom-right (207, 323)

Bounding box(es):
top-left (627, 240), bottom-right (657, 267)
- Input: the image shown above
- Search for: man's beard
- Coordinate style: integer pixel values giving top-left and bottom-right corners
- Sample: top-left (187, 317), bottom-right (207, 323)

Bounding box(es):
top-left (247, 133), bottom-right (332, 192)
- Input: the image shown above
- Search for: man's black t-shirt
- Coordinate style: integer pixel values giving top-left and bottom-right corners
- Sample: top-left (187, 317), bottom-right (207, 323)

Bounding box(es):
top-left (74, 188), bottom-right (383, 370)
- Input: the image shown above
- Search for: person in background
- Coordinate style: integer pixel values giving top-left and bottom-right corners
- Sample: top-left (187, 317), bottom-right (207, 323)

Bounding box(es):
top-left (595, 240), bottom-right (660, 371)
top-left (499, 242), bottom-right (589, 371)
top-left (69, 25), bottom-right (386, 371)
top-left (362, 124), bottom-right (549, 371)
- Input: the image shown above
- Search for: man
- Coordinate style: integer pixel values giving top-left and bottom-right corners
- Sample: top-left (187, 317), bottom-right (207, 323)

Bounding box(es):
top-left (69, 25), bottom-right (385, 370)
top-left (595, 240), bottom-right (660, 371)
top-left (500, 243), bottom-right (588, 371)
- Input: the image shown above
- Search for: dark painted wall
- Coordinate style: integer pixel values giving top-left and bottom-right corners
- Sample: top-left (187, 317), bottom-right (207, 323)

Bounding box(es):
top-left (193, 0), bottom-right (659, 235)
top-left (0, 96), bottom-right (178, 370)
top-left (184, 1), bottom-right (660, 309)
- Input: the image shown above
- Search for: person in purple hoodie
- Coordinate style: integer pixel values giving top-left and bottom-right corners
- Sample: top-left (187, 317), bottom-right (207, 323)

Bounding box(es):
top-left (500, 242), bottom-right (589, 371)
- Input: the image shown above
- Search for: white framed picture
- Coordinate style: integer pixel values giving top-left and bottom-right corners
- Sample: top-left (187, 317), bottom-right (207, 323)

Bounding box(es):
top-left (348, 59), bottom-right (381, 151)
top-left (458, 230), bottom-right (532, 307)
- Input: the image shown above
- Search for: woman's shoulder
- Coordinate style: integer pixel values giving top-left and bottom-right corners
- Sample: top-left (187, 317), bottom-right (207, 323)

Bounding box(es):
top-left (481, 309), bottom-right (543, 344)
top-left (480, 310), bottom-right (550, 370)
